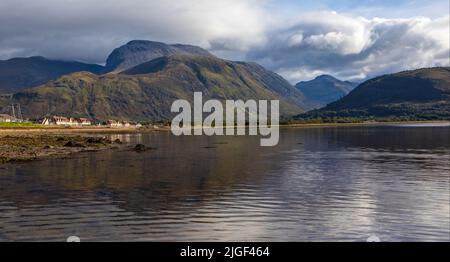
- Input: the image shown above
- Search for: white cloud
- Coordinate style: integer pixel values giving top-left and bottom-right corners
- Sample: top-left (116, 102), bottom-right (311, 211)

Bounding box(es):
top-left (287, 34), bottom-right (304, 47)
top-left (248, 12), bottom-right (450, 82)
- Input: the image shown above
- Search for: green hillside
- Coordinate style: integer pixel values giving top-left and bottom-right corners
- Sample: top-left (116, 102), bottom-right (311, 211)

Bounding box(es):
top-left (8, 55), bottom-right (307, 121)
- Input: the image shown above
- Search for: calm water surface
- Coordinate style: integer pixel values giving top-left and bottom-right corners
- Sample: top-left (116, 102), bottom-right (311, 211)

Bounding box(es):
top-left (0, 125), bottom-right (449, 241)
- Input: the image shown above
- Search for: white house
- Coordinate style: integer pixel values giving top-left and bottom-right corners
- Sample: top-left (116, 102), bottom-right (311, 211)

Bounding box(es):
top-left (107, 120), bottom-right (123, 128)
top-left (78, 118), bottom-right (92, 126)
top-left (0, 114), bottom-right (15, 123)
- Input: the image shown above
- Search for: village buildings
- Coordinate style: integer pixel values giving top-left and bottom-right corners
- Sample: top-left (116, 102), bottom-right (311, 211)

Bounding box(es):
top-left (106, 119), bottom-right (123, 128)
top-left (41, 116), bottom-right (92, 126)
top-left (40, 116), bottom-right (141, 128)
top-left (0, 114), bottom-right (16, 123)
top-left (107, 120), bottom-right (141, 128)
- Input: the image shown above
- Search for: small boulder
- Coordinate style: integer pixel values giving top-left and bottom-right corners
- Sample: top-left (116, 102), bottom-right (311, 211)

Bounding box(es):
top-left (64, 141), bottom-right (85, 148)
top-left (134, 144), bottom-right (147, 152)
top-left (86, 137), bottom-right (101, 144)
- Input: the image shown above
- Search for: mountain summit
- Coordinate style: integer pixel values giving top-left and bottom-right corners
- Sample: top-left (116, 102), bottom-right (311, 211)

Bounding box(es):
top-left (104, 40), bottom-right (213, 73)
top-left (295, 75), bottom-right (357, 108)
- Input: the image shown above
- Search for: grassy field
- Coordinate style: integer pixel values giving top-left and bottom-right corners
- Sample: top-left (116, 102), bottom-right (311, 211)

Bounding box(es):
top-left (0, 122), bottom-right (44, 128)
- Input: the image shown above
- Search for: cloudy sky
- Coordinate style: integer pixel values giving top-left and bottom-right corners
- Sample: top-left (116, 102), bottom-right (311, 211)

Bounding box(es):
top-left (0, 0), bottom-right (448, 83)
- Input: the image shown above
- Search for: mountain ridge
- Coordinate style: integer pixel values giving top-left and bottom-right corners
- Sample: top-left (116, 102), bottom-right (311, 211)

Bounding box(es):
top-left (297, 67), bottom-right (450, 120)
top-left (0, 56), bottom-right (104, 94)
top-left (295, 74), bottom-right (358, 109)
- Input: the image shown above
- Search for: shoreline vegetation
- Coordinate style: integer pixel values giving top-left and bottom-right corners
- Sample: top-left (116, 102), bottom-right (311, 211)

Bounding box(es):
top-left (0, 120), bottom-right (448, 165)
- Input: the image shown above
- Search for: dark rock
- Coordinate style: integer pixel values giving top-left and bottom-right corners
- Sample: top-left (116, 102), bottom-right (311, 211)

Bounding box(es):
top-left (86, 138), bottom-right (97, 143)
top-left (134, 144), bottom-right (147, 152)
top-left (86, 137), bottom-right (103, 144)
top-left (64, 141), bottom-right (85, 148)
top-left (85, 137), bottom-right (112, 144)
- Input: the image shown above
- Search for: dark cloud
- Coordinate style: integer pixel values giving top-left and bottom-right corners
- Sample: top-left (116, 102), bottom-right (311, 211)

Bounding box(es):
top-left (0, 0), bottom-right (267, 63)
top-left (0, 1), bottom-right (448, 83)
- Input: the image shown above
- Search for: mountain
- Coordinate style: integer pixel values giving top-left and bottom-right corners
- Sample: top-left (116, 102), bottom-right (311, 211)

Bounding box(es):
top-left (297, 67), bottom-right (450, 120)
top-left (0, 40), bottom-right (211, 93)
top-left (7, 54), bottom-right (307, 121)
top-left (295, 75), bottom-right (358, 108)
top-left (104, 40), bottom-right (213, 73)
top-left (0, 56), bottom-right (104, 94)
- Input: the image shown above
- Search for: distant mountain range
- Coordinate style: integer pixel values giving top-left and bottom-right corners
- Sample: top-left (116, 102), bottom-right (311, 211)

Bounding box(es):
top-left (0, 56), bottom-right (103, 93)
top-left (295, 75), bottom-right (358, 108)
top-left (297, 67), bottom-right (450, 120)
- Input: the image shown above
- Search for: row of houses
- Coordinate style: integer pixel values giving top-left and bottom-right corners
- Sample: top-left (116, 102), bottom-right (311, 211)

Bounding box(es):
top-left (1, 113), bottom-right (143, 128)
top-left (42, 116), bottom-right (92, 126)
top-left (106, 120), bottom-right (141, 128)
top-left (41, 116), bottom-right (142, 128)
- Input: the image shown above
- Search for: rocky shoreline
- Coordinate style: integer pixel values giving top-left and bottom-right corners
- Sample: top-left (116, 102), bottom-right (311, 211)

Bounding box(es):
top-left (0, 134), bottom-right (122, 164)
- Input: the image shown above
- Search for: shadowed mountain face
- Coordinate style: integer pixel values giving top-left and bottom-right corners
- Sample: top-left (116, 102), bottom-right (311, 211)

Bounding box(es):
top-left (104, 40), bottom-right (213, 73)
top-left (8, 54), bottom-right (307, 121)
top-left (295, 75), bottom-right (357, 109)
top-left (0, 56), bottom-right (104, 94)
top-left (298, 67), bottom-right (450, 120)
